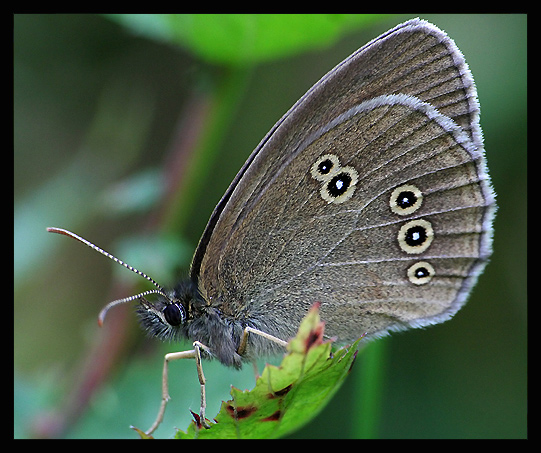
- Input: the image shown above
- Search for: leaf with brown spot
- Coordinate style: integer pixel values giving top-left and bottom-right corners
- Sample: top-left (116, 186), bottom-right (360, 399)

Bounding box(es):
top-left (175, 304), bottom-right (362, 439)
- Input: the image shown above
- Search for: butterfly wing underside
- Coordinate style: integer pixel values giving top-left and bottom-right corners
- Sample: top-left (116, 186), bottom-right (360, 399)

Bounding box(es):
top-left (192, 18), bottom-right (495, 342)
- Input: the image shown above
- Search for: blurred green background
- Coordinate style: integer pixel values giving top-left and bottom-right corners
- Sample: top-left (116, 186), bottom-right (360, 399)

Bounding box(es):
top-left (14, 14), bottom-right (526, 438)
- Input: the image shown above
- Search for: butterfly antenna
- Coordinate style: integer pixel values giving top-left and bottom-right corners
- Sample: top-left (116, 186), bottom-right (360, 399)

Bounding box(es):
top-left (47, 227), bottom-right (171, 325)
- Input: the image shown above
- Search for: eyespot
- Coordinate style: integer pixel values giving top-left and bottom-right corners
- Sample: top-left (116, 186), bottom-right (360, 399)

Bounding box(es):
top-left (311, 154), bottom-right (341, 181)
top-left (407, 261), bottom-right (435, 285)
top-left (397, 219), bottom-right (434, 254)
top-left (320, 166), bottom-right (359, 204)
top-left (390, 184), bottom-right (423, 216)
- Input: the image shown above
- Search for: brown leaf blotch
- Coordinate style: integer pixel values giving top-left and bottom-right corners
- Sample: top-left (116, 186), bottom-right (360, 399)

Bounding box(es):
top-left (226, 404), bottom-right (257, 419)
top-left (262, 410), bottom-right (282, 422)
top-left (267, 384), bottom-right (293, 399)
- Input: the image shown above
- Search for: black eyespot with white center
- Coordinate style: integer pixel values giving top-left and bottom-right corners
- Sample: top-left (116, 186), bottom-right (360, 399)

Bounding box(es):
top-left (327, 172), bottom-right (352, 197)
top-left (311, 154), bottom-right (340, 181)
top-left (398, 219), bottom-right (434, 254)
top-left (398, 191), bottom-right (416, 208)
top-left (321, 166), bottom-right (359, 203)
top-left (407, 261), bottom-right (435, 285)
top-left (390, 184), bottom-right (423, 216)
top-left (405, 225), bottom-right (427, 246)
top-left (318, 159), bottom-right (334, 175)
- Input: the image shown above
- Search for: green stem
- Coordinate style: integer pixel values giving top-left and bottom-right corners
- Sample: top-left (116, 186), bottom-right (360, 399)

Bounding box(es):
top-left (162, 67), bottom-right (253, 235)
top-left (352, 338), bottom-right (388, 438)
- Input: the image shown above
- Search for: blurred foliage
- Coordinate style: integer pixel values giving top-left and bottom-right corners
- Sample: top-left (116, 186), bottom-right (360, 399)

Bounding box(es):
top-left (106, 14), bottom-right (388, 65)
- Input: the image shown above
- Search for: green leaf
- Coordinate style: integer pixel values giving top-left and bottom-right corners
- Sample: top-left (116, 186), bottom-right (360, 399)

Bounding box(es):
top-left (105, 14), bottom-right (391, 65)
top-left (168, 304), bottom-right (361, 439)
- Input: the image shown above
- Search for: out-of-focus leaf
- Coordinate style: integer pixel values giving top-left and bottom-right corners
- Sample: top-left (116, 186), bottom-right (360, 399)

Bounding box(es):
top-left (106, 14), bottom-right (391, 65)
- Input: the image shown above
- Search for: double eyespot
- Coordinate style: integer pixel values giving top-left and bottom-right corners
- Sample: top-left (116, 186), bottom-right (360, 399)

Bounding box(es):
top-left (389, 184), bottom-right (435, 286)
top-left (310, 154), bottom-right (359, 204)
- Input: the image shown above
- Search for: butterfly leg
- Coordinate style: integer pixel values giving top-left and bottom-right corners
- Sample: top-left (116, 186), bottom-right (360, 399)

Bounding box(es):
top-left (193, 341), bottom-right (211, 429)
top-left (237, 328), bottom-right (288, 383)
top-left (145, 341), bottom-right (210, 435)
top-left (237, 326), bottom-right (288, 356)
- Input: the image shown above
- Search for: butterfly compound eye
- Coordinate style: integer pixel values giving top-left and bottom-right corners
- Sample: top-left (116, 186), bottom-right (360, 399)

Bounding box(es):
top-left (163, 303), bottom-right (185, 326)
